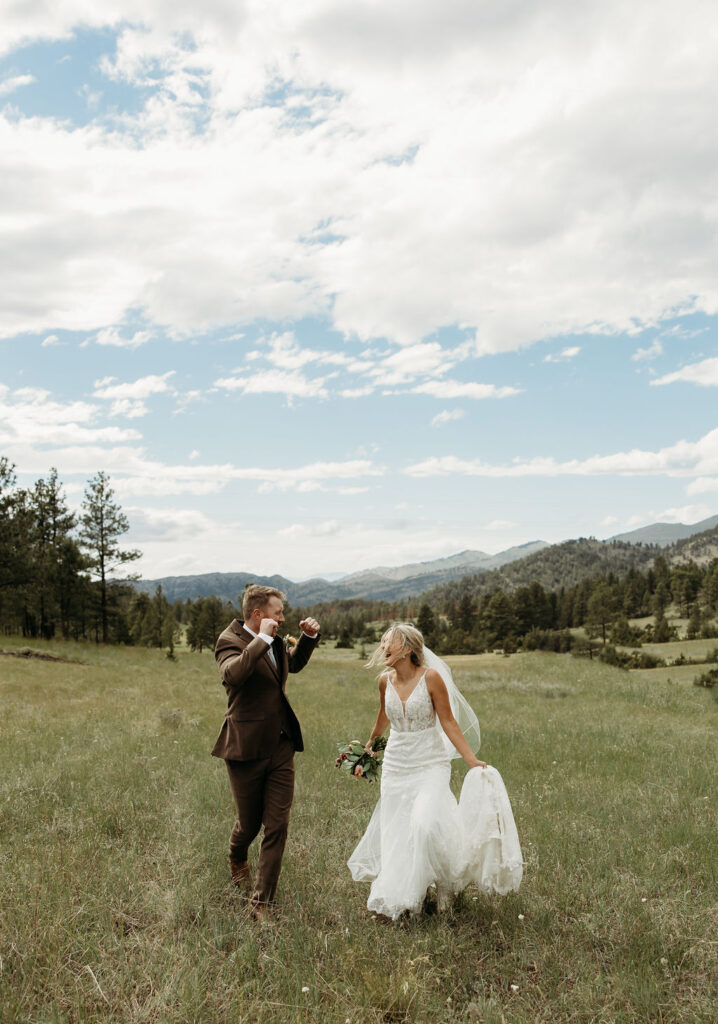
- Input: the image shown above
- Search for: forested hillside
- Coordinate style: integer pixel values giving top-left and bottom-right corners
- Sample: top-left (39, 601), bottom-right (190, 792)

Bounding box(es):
top-left (421, 537), bottom-right (661, 608)
top-left (670, 525), bottom-right (718, 564)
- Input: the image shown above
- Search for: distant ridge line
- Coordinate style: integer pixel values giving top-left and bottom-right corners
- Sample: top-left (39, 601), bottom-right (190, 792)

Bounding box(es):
top-left (132, 513), bottom-right (717, 605)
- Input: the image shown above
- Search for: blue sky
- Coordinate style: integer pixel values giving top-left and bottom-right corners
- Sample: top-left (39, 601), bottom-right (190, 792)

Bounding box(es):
top-left (1, 2), bottom-right (717, 580)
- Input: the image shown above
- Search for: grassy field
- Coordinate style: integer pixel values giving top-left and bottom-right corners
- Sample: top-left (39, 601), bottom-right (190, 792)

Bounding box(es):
top-left (1, 636), bottom-right (716, 1024)
top-left (632, 639), bottom-right (718, 663)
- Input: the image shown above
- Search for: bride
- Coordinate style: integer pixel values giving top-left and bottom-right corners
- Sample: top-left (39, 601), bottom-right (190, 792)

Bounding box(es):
top-left (348, 623), bottom-right (523, 920)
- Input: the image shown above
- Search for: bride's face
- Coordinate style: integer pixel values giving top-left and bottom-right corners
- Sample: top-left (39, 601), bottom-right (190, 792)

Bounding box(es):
top-left (381, 636), bottom-right (405, 666)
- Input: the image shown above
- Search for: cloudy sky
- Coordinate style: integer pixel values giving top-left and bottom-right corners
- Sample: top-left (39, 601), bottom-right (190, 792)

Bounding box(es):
top-left (1, 0), bottom-right (717, 581)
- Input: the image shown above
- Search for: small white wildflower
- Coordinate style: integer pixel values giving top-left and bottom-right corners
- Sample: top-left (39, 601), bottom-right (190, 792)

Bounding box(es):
top-left (518, 914), bottom-right (525, 920)
top-left (301, 986), bottom-right (310, 993)
top-left (510, 984), bottom-right (519, 992)
top-left (472, 896), bottom-right (478, 901)
top-left (552, 760), bottom-right (557, 765)
top-left (641, 897), bottom-right (647, 903)
top-left (660, 957), bottom-right (668, 966)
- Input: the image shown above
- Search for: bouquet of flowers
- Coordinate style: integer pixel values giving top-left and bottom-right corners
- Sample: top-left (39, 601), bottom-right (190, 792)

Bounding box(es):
top-left (334, 736), bottom-right (387, 781)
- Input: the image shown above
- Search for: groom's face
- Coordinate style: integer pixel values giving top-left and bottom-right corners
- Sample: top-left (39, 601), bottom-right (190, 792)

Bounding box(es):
top-left (262, 596), bottom-right (285, 627)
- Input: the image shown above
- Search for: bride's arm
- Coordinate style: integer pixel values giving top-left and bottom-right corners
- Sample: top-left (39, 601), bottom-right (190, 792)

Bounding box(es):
top-left (365, 674), bottom-right (390, 753)
top-left (426, 669), bottom-right (486, 769)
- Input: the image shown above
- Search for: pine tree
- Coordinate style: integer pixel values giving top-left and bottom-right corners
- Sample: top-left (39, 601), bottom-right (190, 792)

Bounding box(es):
top-left (417, 602), bottom-right (436, 641)
top-left (457, 593), bottom-right (475, 632)
top-left (79, 472), bottom-right (140, 643)
top-left (686, 603), bottom-right (701, 640)
top-left (28, 468), bottom-right (77, 639)
top-left (0, 458), bottom-right (34, 632)
top-left (586, 582), bottom-right (618, 644)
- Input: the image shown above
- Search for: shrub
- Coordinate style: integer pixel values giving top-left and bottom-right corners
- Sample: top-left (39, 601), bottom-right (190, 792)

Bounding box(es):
top-left (630, 651), bottom-right (666, 669)
top-left (571, 637), bottom-right (601, 659)
top-left (694, 667), bottom-right (718, 688)
top-left (523, 627), bottom-right (575, 653)
top-left (610, 617), bottom-right (643, 647)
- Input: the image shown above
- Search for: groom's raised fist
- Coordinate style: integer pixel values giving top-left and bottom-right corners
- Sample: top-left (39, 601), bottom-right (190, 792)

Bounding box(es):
top-left (299, 617), bottom-right (320, 637)
top-left (260, 617), bottom-right (279, 637)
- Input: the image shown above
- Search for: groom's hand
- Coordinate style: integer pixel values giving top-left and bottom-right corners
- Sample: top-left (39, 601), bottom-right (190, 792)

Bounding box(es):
top-left (299, 617), bottom-right (320, 637)
top-left (259, 617), bottom-right (279, 637)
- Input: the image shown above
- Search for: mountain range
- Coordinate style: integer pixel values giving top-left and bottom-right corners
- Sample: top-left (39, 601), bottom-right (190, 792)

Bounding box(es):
top-left (133, 541), bottom-right (549, 604)
top-left (133, 514), bottom-right (718, 605)
top-left (609, 513), bottom-right (718, 546)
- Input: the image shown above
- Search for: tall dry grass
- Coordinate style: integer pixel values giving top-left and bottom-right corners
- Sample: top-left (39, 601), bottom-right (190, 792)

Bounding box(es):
top-left (1, 636), bottom-right (716, 1023)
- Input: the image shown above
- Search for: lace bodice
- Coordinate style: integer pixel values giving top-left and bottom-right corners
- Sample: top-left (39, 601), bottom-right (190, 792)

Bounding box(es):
top-left (385, 672), bottom-right (436, 732)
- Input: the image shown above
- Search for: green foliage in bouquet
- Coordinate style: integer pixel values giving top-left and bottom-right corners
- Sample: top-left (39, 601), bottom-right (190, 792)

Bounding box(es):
top-left (334, 736), bottom-right (388, 781)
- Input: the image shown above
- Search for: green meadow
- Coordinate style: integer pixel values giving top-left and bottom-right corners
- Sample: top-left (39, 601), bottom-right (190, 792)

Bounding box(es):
top-left (1, 637), bottom-right (716, 1024)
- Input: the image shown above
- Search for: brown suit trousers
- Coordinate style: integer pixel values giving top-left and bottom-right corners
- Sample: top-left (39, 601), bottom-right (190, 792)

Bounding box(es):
top-left (225, 736), bottom-right (295, 903)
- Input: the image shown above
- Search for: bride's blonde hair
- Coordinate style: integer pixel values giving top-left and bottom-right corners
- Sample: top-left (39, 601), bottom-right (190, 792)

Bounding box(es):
top-left (366, 622), bottom-right (425, 669)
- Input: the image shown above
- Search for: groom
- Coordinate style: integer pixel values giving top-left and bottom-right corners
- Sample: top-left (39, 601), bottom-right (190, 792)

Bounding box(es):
top-left (212, 585), bottom-right (320, 919)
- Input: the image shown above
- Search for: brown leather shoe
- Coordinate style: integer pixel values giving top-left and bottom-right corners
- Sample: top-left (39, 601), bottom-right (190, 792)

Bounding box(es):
top-left (229, 859), bottom-right (251, 891)
top-left (249, 899), bottom-right (269, 924)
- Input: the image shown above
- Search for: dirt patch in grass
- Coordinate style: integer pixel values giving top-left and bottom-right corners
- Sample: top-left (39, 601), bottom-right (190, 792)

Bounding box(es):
top-left (0, 646), bottom-right (86, 664)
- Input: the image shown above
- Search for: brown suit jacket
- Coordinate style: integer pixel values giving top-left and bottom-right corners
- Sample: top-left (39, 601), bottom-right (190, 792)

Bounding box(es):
top-left (211, 620), bottom-right (319, 761)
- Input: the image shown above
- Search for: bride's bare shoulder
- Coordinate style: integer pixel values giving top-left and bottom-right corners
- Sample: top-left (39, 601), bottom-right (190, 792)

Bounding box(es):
top-left (424, 667), bottom-right (446, 690)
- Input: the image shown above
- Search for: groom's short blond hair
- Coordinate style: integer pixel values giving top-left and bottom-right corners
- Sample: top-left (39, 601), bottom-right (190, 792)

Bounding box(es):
top-left (242, 584), bottom-right (286, 620)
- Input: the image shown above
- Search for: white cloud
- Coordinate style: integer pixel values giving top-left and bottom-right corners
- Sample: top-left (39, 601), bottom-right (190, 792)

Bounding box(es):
top-left (340, 386), bottom-right (375, 398)
top-left (92, 372), bottom-right (176, 400)
top-left (431, 408), bottom-right (465, 426)
top-left (600, 515), bottom-right (619, 527)
top-left (2, 1), bottom-right (718, 355)
top-left (686, 476), bottom-right (718, 495)
top-left (121, 457), bottom-right (384, 496)
top-left (0, 385), bottom-right (142, 446)
top-left (650, 356), bottom-right (718, 387)
top-left (369, 343), bottom-right (453, 385)
top-left (126, 506), bottom-right (217, 542)
top-left (107, 399), bottom-right (149, 419)
top-left (0, 74), bottom-right (35, 96)
top-left (41, 334), bottom-right (60, 347)
top-left (544, 346), bottom-right (581, 363)
top-left (412, 381), bottom-right (521, 400)
top-left (278, 520), bottom-right (341, 539)
top-left (654, 503), bottom-right (712, 524)
top-left (404, 427), bottom-right (718, 480)
top-left (95, 327), bottom-right (153, 349)
top-left (244, 331), bottom-right (351, 371)
top-left (484, 519), bottom-right (517, 531)
top-left (249, 460), bottom-right (384, 493)
top-left (215, 369), bottom-right (330, 400)
top-left (632, 339), bottom-right (663, 362)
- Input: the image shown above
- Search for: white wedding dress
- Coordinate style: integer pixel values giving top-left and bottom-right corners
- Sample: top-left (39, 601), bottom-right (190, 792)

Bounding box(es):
top-left (347, 672), bottom-right (523, 920)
